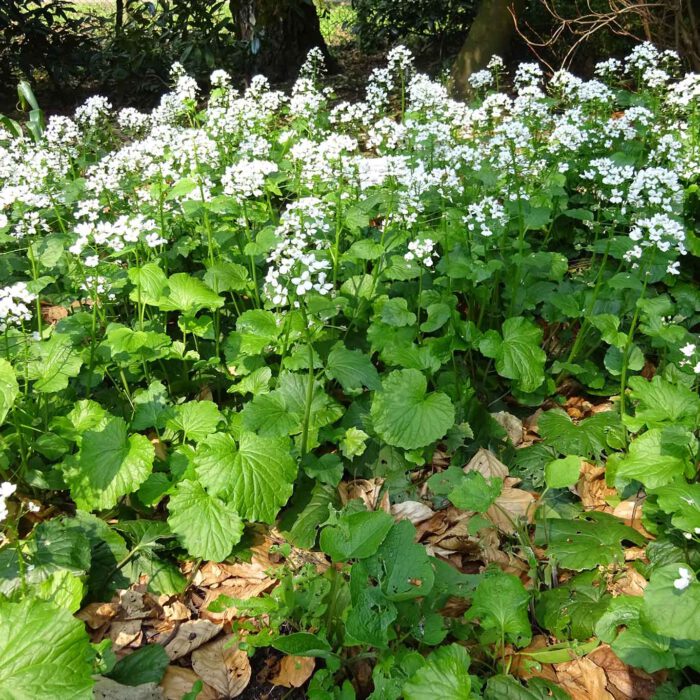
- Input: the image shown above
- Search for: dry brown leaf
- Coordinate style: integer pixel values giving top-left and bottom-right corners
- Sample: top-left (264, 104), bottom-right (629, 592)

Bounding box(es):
top-left (587, 645), bottom-right (658, 700)
top-left (610, 568), bottom-right (647, 597)
top-left (555, 657), bottom-right (614, 700)
top-left (270, 656), bottom-right (315, 688)
top-left (613, 499), bottom-right (654, 539)
top-left (77, 602), bottom-right (119, 629)
top-left (159, 667), bottom-right (218, 700)
top-left (162, 600), bottom-right (190, 622)
top-left (109, 620), bottom-right (142, 650)
top-left (163, 619), bottom-right (222, 660)
top-left (191, 635), bottom-right (252, 698)
top-left (40, 303), bottom-right (69, 325)
top-left (94, 677), bottom-right (163, 699)
top-left (339, 478), bottom-right (390, 512)
top-left (200, 579), bottom-right (276, 624)
top-left (491, 411), bottom-right (524, 445)
top-left (391, 500), bottom-right (435, 525)
top-left (508, 635), bottom-right (558, 683)
top-left (464, 448), bottom-right (509, 479)
top-left (486, 487), bottom-right (536, 534)
top-left (577, 462), bottom-right (617, 510)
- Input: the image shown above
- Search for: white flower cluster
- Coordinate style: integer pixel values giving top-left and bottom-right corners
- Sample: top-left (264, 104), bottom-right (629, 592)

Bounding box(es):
top-left (70, 213), bottom-right (162, 256)
top-left (673, 566), bottom-right (694, 591)
top-left (624, 213), bottom-right (686, 271)
top-left (75, 96), bottom-right (112, 128)
top-left (404, 238), bottom-right (437, 267)
top-left (464, 197), bottom-right (508, 237)
top-left (679, 342), bottom-right (700, 374)
top-left (0, 482), bottom-right (16, 523)
top-left (0, 282), bottom-right (36, 331)
top-left (264, 198), bottom-right (333, 307)
top-left (221, 159), bottom-right (277, 203)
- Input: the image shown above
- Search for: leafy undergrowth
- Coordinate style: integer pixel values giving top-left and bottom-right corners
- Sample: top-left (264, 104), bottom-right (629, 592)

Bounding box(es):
top-left (0, 43), bottom-right (699, 699)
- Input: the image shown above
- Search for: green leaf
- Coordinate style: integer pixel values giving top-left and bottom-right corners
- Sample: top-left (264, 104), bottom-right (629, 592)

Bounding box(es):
top-left (611, 622), bottom-right (675, 673)
top-left (28, 334), bottom-right (83, 393)
top-left (0, 597), bottom-right (94, 698)
top-left (272, 633), bottom-right (332, 658)
top-left (167, 480), bottom-right (244, 561)
top-left (204, 262), bottom-right (249, 293)
top-left (615, 427), bottom-right (694, 489)
top-left (371, 369), bottom-right (455, 450)
top-left (467, 571), bottom-right (532, 647)
top-left (195, 432), bottom-right (297, 523)
top-left (478, 317), bottom-right (546, 393)
top-left (536, 512), bottom-right (645, 571)
top-left (379, 297), bottom-right (417, 327)
top-left (32, 570), bottom-right (84, 612)
top-left (545, 455), bottom-right (582, 489)
top-left (649, 481), bottom-right (700, 533)
top-left (286, 482), bottom-right (338, 549)
top-left (131, 380), bottom-right (173, 431)
top-left (539, 409), bottom-right (621, 458)
top-left (340, 427), bottom-right (370, 460)
top-left (102, 326), bottom-right (172, 366)
top-left (485, 676), bottom-right (571, 700)
top-left (627, 375), bottom-right (700, 431)
top-left (128, 263), bottom-right (168, 306)
top-left (107, 644), bottom-right (169, 686)
top-left (403, 644), bottom-right (472, 700)
top-left (326, 344), bottom-right (381, 392)
top-left (64, 417), bottom-right (154, 511)
top-left (449, 472), bottom-right (502, 512)
top-left (420, 303), bottom-right (451, 333)
top-left (157, 273), bottom-right (224, 313)
top-left (167, 401), bottom-right (223, 442)
top-left (643, 564), bottom-right (700, 641)
top-left (0, 358), bottom-right (18, 426)
top-left (236, 310), bottom-right (281, 355)
top-left (320, 510), bottom-right (394, 562)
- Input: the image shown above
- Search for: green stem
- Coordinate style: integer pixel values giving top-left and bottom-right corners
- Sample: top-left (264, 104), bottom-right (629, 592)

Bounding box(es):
top-left (300, 320), bottom-right (315, 457)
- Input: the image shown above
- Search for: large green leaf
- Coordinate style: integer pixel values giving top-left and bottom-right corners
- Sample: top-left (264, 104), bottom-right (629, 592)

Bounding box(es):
top-left (535, 512), bottom-right (645, 571)
top-left (643, 564), bottom-right (700, 641)
top-left (650, 481), bottom-right (700, 534)
top-left (478, 317), bottom-right (546, 393)
top-left (0, 597), bottom-right (94, 699)
top-left (615, 426), bottom-right (694, 489)
top-left (0, 358), bottom-right (18, 426)
top-left (107, 644), bottom-right (169, 686)
top-left (320, 510), bottom-right (394, 562)
top-left (128, 262), bottom-right (168, 306)
top-left (326, 344), bottom-right (381, 392)
top-left (538, 409), bottom-right (621, 458)
top-left (467, 571), bottom-right (532, 647)
top-left (371, 369), bottom-right (455, 450)
top-left (403, 644), bottom-right (472, 700)
top-left (64, 417), bottom-right (154, 510)
top-left (627, 375), bottom-right (700, 431)
top-left (157, 273), bottom-right (224, 313)
top-left (167, 400), bottom-right (223, 442)
top-left (167, 480), bottom-right (243, 561)
top-left (195, 432), bottom-right (297, 523)
top-left (27, 334), bottom-right (83, 393)
top-left (485, 676), bottom-right (570, 700)
top-left (236, 310), bottom-right (281, 355)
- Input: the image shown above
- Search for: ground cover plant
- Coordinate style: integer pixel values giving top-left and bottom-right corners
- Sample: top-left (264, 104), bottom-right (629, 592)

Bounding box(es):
top-left (0, 42), bottom-right (699, 699)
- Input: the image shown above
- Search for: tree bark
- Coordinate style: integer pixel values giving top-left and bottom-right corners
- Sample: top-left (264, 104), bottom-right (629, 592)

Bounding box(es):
top-left (230, 0), bottom-right (338, 81)
top-left (449, 0), bottom-right (525, 98)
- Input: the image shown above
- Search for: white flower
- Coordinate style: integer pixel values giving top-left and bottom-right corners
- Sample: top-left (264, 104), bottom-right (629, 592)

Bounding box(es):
top-left (673, 566), bottom-right (693, 591)
top-left (0, 481), bottom-right (17, 523)
top-left (26, 501), bottom-right (40, 513)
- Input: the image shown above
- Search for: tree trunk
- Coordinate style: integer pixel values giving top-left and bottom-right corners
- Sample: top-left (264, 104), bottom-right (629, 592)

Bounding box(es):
top-left (115, 0), bottom-right (124, 34)
top-left (230, 0), bottom-right (338, 81)
top-left (449, 0), bottom-right (525, 98)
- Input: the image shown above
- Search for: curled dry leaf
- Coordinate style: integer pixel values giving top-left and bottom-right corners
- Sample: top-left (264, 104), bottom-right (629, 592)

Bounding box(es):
top-left (338, 478), bottom-right (390, 513)
top-left (554, 657), bottom-right (614, 700)
top-left (40, 303), bottom-right (69, 325)
top-left (609, 567), bottom-right (647, 597)
top-left (191, 635), bottom-right (252, 698)
top-left (613, 498), bottom-right (654, 539)
top-left (270, 656), bottom-right (315, 688)
top-left (163, 619), bottom-right (223, 660)
top-left (577, 462), bottom-right (616, 511)
top-left (508, 635), bottom-right (558, 683)
top-left (160, 667), bottom-right (218, 700)
top-left (77, 602), bottom-right (119, 630)
top-left (463, 448), bottom-right (509, 479)
top-left (200, 578), bottom-right (276, 624)
top-left (587, 645), bottom-right (658, 700)
top-left (491, 411), bottom-right (524, 445)
top-left (109, 619), bottom-right (142, 650)
top-left (486, 487), bottom-right (536, 534)
top-left (391, 500), bottom-right (435, 525)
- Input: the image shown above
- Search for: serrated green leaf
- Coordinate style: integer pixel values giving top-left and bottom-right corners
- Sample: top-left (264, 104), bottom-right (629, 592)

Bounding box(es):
top-left (128, 262), bottom-right (167, 305)
top-left (449, 472), bottom-right (502, 513)
top-left (0, 597), bottom-right (94, 698)
top-left (403, 644), bottom-right (472, 700)
top-left (371, 369), bottom-right (455, 450)
top-left (627, 375), bottom-right (700, 431)
top-left (236, 310), bottom-right (281, 354)
top-left (478, 317), bottom-right (546, 392)
top-left (167, 480), bottom-right (244, 561)
top-left (27, 334), bottom-right (83, 393)
top-left (320, 510), bottom-right (394, 562)
top-left (167, 400), bottom-right (223, 442)
top-left (195, 432), bottom-right (297, 522)
top-left (539, 409), bottom-right (621, 458)
top-left (0, 358), bottom-right (18, 426)
top-left (485, 675), bottom-right (571, 699)
top-left (157, 273), bottom-right (224, 313)
top-left (64, 417), bottom-right (154, 511)
top-left (326, 344), bottom-right (381, 392)
top-left (467, 571), bottom-right (532, 647)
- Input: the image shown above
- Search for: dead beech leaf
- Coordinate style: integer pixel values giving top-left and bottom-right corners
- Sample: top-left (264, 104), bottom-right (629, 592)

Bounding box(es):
top-left (486, 487), bottom-right (536, 534)
top-left (613, 499), bottom-right (654, 539)
top-left (160, 667), bottom-right (218, 700)
top-left (339, 478), bottom-right (390, 512)
top-left (109, 620), bottom-right (142, 650)
top-left (391, 500), bottom-right (434, 525)
top-left (163, 619), bottom-right (222, 660)
top-left (40, 303), bottom-right (69, 325)
top-left (508, 635), bottom-right (558, 683)
top-left (464, 448), bottom-right (509, 479)
top-left (587, 645), bottom-right (657, 699)
top-left (554, 657), bottom-right (614, 700)
top-left (191, 635), bottom-right (252, 698)
top-left (94, 677), bottom-right (163, 700)
top-left (577, 462), bottom-right (616, 510)
top-left (610, 567), bottom-right (647, 597)
top-left (77, 602), bottom-right (119, 629)
top-left (491, 411), bottom-right (524, 445)
top-left (271, 656), bottom-right (315, 688)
